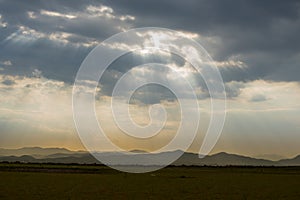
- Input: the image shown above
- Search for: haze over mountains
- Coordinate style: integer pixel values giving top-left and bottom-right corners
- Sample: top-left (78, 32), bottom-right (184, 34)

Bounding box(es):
top-left (0, 147), bottom-right (300, 166)
top-left (0, 147), bottom-right (81, 157)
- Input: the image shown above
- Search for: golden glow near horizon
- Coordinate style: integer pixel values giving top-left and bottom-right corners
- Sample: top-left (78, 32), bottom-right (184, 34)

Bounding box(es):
top-left (0, 72), bottom-right (300, 158)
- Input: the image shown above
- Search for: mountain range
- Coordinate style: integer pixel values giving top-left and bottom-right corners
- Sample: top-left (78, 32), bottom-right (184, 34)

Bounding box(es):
top-left (0, 147), bottom-right (300, 166)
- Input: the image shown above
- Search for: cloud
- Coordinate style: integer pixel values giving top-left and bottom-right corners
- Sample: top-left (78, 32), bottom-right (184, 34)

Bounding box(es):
top-left (225, 81), bottom-right (245, 98)
top-left (0, 0), bottom-right (136, 83)
top-left (226, 80), bottom-right (300, 109)
top-left (0, 14), bottom-right (7, 27)
top-left (1, 78), bottom-right (15, 86)
top-left (0, 73), bottom-right (300, 155)
top-left (32, 69), bottom-right (43, 78)
top-left (0, 0), bottom-right (299, 84)
top-left (0, 73), bottom-right (79, 148)
top-left (0, 60), bottom-right (12, 66)
top-left (0, 73), bottom-right (180, 151)
top-left (249, 94), bottom-right (268, 102)
top-left (40, 10), bottom-right (77, 19)
top-left (0, 0), bottom-right (299, 105)
top-left (106, 0), bottom-right (300, 82)
top-left (212, 60), bottom-right (246, 69)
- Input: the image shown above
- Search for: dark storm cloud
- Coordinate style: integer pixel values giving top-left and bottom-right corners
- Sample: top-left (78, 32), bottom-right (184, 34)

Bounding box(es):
top-left (0, 37), bottom-right (90, 82)
top-left (95, 53), bottom-right (184, 104)
top-left (106, 0), bottom-right (300, 82)
top-left (0, 0), bottom-right (299, 85)
top-left (0, 0), bottom-right (132, 82)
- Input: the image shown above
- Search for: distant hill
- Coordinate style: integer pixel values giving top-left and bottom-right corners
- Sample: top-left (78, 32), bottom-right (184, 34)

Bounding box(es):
top-left (0, 147), bottom-right (300, 166)
top-left (173, 152), bottom-right (275, 166)
top-left (0, 155), bottom-right (37, 162)
top-left (254, 154), bottom-right (286, 161)
top-left (278, 155), bottom-right (300, 166)
top-left (0, 147), bottom-right (83, 158)
top-left (0, 147), bottom-right (72, 156)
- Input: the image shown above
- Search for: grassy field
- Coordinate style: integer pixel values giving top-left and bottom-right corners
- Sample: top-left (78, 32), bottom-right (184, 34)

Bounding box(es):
top-left (0, 163), bottom-right (300, 199)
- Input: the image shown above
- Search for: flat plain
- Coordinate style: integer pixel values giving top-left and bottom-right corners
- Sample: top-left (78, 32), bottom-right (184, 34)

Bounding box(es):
top-left (0, 163), bottom-right (300, 199)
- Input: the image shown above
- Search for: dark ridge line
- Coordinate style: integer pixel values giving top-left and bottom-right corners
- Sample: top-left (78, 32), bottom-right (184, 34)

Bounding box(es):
top-left (2, 161), bottom-right (300, 168)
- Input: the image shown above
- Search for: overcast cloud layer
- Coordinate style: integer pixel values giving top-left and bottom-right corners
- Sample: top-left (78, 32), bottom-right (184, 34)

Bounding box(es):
top-left (0, 0), bottom-right (300, 83)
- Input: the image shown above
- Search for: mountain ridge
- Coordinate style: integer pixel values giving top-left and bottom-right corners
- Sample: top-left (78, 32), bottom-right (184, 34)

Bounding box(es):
top-left (0, 147), bottom-right (84, 158)
top-left (0, 147), bottom-right (299, 166)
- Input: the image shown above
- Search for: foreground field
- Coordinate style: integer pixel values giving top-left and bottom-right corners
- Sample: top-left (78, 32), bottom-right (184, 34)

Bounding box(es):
top-left (0, 163), bottom-right (300, 199)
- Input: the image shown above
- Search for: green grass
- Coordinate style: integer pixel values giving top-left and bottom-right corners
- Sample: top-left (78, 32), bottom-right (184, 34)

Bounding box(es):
top-left (0, 163), bottom-right (300, 199)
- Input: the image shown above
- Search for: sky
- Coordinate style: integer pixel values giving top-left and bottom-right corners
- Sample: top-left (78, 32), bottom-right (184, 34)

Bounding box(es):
top-left (0, 0), bottom-right (300, 160)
